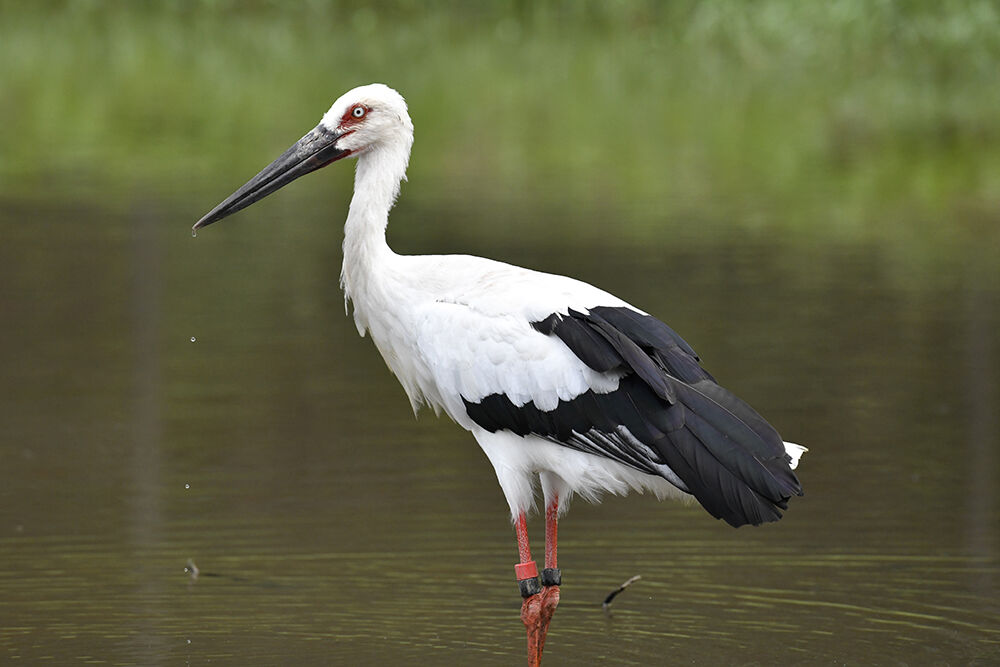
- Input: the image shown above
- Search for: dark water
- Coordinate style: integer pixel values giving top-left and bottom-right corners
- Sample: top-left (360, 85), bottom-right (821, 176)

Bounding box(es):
top-left (1, 195), bottom-right (998, 665)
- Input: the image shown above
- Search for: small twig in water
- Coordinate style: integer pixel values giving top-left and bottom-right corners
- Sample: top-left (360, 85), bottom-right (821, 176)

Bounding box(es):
top-left (602, 575), bottom-right (642, 613)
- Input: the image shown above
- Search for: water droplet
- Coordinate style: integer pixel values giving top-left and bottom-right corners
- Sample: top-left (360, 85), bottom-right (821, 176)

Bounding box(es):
top-left (190, 336), bottom-right (197, 343)
top-left (191, 229), bottom-right (198, 238)
top-left (184, 483), bottom-right (190, 489)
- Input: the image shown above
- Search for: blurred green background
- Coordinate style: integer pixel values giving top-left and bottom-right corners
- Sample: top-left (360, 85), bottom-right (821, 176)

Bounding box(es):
top-left (2, 2), bottom-right (999, 664)
top-left (3, 0), bottom-right (999, 247)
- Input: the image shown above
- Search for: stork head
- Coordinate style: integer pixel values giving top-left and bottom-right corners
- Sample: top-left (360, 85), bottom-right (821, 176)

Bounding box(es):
top-left (194, 83), bottom-right (412, 231)
top-left (320, 83), bottom-right (413, 159)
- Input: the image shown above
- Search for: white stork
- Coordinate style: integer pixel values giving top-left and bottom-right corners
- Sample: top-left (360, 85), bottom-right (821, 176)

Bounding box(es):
top-left (194, 83), bottom-right (806, 665)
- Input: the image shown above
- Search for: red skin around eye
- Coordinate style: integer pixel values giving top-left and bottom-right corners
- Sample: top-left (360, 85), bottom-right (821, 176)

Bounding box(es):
top-left (339, 105), bottom-right (368, 129)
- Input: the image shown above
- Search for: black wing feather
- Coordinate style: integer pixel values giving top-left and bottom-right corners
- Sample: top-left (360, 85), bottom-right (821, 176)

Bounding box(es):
top-left (467, 306), bottom-right (803, 527)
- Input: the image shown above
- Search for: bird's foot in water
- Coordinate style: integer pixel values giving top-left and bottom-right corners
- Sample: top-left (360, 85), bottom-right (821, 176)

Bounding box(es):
top-left (536, 585), bottom-right (559, 656)
top-left (520, 590), bottom-right (543, 666)
top-left (520, 571), bottom-right (560, 665)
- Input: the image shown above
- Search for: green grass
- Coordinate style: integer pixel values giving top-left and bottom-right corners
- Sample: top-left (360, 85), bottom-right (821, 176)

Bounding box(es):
top-left (2, 0), bottom-right (999, 245)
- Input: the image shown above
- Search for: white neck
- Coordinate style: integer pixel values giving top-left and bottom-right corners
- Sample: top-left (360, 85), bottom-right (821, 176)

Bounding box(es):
top-left (340, 140), bottom-right (410, 331)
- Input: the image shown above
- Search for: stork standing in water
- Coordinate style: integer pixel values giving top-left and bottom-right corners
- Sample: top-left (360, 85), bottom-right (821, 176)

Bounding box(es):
top-left (194, 84), bottom-right (805, 665)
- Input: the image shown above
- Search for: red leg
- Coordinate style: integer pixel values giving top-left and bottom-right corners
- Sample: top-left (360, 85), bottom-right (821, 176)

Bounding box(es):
top-left (515, 513), bottom-right (533, 566)
top-left (514, 512), bottom-right (542, 666)
top-left (544, 496), bottom-right (558, 570)
top-left (538, 496), bottom-right (561, 656)
top-left (514, 503), bottom-right (563, 665)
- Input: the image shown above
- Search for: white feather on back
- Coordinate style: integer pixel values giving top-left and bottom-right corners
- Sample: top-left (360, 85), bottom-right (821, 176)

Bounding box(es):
top-left (353, 253), bottom-right (634, 425)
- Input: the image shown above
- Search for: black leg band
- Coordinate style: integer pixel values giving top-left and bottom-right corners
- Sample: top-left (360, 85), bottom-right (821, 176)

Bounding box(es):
top-left (518, 576), bottom-right (542, 598)
top-left (541, 568), bottom-right (561, 586)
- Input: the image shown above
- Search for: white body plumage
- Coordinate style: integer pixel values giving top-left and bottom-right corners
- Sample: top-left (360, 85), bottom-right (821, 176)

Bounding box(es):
top-left (349, 250), bottom-right (689, 517)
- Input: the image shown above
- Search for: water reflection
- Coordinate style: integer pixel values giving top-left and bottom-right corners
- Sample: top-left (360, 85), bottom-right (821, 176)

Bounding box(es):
top-left (0, 198), bottom-right (997, 664)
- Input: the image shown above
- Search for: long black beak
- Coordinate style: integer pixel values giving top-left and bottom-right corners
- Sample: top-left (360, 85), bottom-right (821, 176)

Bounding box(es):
top-left (193, 124), bottom-right (350, 231)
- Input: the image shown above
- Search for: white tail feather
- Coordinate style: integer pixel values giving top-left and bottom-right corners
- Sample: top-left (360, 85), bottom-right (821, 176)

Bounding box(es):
top-left (783, 442), bottom-right (807, 470)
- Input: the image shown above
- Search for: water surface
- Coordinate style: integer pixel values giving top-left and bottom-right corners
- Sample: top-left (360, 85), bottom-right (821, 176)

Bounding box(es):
top-left (0, 196), bottom-right (998, 664)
